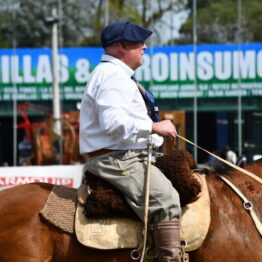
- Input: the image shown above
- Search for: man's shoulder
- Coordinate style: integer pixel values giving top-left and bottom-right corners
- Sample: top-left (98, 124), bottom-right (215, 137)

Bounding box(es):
top-left (92, 62), bottom-right (118, 77)
top-left (94, 62), bottom-right (129, 84)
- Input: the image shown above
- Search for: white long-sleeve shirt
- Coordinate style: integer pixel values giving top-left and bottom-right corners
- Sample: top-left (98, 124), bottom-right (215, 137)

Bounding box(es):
top-left (79, 54), bottom-right (163, 154)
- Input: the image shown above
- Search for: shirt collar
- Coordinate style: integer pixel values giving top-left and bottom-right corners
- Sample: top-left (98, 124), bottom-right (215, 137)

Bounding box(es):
top-left (101, 54), bottom-right (134, 78)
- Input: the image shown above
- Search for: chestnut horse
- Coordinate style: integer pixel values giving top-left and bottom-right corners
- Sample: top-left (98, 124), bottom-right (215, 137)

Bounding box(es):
top-left (0, 158), bottom-right (261, 262)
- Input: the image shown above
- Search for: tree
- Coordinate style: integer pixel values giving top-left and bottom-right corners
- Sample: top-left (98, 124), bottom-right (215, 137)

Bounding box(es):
top-left (178, 0), bottom-right (262, 44)
top-left (0, 0), bottom-right (90, 48)
top-left (80, 0), bottom-right (187, 46)
top-left (0, 0), bottom-right (186, 48)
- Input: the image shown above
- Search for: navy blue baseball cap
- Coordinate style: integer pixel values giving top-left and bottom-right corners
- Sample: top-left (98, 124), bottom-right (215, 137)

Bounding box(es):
top-left (101, 21), bottom-right (153, 48)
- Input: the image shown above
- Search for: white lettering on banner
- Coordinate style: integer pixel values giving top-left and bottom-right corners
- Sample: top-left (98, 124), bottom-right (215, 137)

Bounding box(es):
top-left (199, 84), bottom-right (208, 90)
top-left (24, 55), bottom-right (35, 83)
top-left (233, 51), bottom-right (256, 79)
top-left (170, 53), bottom-right (178, 80)
top-left (75, 86), bottom-right (85, 92)
top-left (208, 90), bottom-right (224, 96)
top-left (75, 58), bottom-right (90, 83)
top-left (225, 90), bottom-right (247, 96)
top-left (197, 52), bottom-right (213, 80)
top-left (215, 51), bottom-right (231, 80)
top-left (178, 91), bottom-right (203, 97)
top-left (135, 49), bottom-right (261, 82)
top-left (212, 83), bottom-right (230, 90)
top-left (257, 50), bottom-right (262, 77)
top-left (152, 53), bottom-right (169, 81)
top-left (135, 54), bottom-right (151, 81)
top-left (180, 53), bottom-right (195, 80)
top-left (160, 91), bottom-right (178, 98)
top-left (252, 89), bottom-right (262, 95)
top-left (180, 84), bottom-right (195, 90)
top-left (36, 55), bottom-right (52, 83)
top-left (59, 55), bottom-right (69, 83)
top-left (2, 55), bottom-right (9, 83)
top-left (11, 55), bottom-right (23, 83)
top-left (0, 54), bottom-right (70, 84)
top-left (64, 93), bottom-right (82, 99)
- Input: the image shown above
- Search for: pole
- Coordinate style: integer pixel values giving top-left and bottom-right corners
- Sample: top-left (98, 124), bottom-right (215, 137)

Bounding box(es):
top-left (193, 0), bottom-right (198, 161)
top-left (11, 2), bottom-right (19, 166)
top-left (105, 0), bottom-right (109, 26)
top-left (150, 1), bottom-right (154, 88)
top-left (237, 0), bottom-right (242, 156)
top-left (51, 5), bottom-right (62, 164)
top-left (170, 0), bottom-right (173, 46)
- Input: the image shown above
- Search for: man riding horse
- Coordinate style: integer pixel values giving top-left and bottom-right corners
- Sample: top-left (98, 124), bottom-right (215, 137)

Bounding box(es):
top-left (79, 21), bottom-right (187, 262)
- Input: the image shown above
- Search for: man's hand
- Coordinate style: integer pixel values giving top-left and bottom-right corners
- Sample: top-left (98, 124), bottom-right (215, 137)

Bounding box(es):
top-left (152, 120), bottom-right (177, 139)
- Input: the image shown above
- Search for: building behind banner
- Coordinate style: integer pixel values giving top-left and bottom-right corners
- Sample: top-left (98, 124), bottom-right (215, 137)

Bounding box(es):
top-left (0, 44), bottom-right (261, 164)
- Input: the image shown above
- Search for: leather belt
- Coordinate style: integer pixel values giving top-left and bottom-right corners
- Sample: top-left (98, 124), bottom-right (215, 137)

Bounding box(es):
top-left (87, 149), bottom-right (118, 158)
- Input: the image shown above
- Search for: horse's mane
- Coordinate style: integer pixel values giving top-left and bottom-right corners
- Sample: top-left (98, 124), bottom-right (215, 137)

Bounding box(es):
top-left (212, 162), bottom-right (233, 174)
top-left (207, 157), bottom-right (262, 178)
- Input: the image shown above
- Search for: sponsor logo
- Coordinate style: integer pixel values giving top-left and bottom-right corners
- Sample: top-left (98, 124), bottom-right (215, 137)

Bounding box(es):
top-left (0, 176), bottom-right (74, 187)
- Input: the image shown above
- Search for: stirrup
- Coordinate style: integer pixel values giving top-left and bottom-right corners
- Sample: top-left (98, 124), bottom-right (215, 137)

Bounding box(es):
top-left (181, 247), bottom-right (189, 262)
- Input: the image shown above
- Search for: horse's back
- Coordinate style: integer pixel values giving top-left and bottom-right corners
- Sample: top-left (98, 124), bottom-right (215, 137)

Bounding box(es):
top-left (0, 183), bottom-right (54, 223)
top-left (0, 183), bottom-right (55, 261)
top-left (0, 183), bottom-right (133, 262)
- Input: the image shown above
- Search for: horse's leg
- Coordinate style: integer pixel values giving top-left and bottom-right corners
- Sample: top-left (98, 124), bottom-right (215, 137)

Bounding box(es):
top-left (0, 183), bottom-right (55, 262)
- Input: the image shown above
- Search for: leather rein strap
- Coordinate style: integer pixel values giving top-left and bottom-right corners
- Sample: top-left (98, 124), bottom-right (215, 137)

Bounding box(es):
top-left (177, 134), bottom-right (262, 185)
top-left (177, 134), bottom-right (262, 237)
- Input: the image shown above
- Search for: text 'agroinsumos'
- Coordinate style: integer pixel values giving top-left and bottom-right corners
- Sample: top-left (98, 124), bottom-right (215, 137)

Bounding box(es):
top-left (135, 50), bottom-right (262, 82)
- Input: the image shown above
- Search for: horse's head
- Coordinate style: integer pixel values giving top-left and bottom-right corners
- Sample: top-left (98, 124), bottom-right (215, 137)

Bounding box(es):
top-left (155, 149), bottom-right (202, 206)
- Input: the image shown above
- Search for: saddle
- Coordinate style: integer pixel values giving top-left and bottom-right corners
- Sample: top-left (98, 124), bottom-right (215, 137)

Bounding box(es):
top-left (41, 149), bottom-right (211, 252)
top-left (79, 149), bottom-right (202, 220)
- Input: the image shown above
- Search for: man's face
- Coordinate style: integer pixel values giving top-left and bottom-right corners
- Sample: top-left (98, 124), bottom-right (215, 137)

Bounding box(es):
top-left (122, 41), bottom-right (147, 70)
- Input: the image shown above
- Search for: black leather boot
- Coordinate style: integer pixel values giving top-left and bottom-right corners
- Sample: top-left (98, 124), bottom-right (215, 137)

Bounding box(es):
top-left (153, 220), bottom-right (189, 262)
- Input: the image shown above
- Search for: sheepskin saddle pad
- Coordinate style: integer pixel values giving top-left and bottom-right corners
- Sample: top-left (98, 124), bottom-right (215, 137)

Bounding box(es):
top-left (40, 178), bottom-right (210, 251)
top-left (80, 149), bottom-right (203, 219)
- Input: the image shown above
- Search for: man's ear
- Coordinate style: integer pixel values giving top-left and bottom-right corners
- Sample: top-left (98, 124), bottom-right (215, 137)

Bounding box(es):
top-left (119, 42), bottom-right (127, 50)
top-left (117, 42), bottom-right (128, 55)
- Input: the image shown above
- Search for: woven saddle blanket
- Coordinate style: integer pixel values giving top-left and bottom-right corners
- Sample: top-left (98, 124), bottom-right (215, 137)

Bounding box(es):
top-left (40, 174), bottom-right (210, 252)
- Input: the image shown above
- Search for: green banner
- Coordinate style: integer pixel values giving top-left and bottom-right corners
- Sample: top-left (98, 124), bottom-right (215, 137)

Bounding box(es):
top-left (1, 44), bottom-right (262, 101)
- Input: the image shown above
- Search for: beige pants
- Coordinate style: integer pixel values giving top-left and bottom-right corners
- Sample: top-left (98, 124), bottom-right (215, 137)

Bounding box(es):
top-left (84, 149), bottom-right (181, 223)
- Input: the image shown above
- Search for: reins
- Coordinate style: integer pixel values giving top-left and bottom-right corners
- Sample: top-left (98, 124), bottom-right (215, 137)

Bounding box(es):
top-left (177, 134), bottom-right (262, 237)
top-left (177, 134), bottom-right (262, 185)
